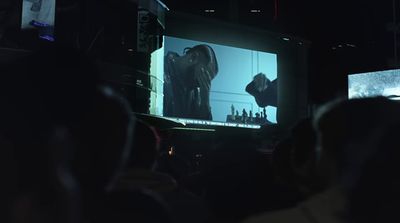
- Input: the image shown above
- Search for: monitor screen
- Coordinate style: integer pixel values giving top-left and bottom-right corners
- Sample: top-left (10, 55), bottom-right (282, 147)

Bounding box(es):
top-left (150, 36), bottom-right (278, 128)
top-left (348, 69), bottom-right (400, 100)
top-left (21, 0), bottom-right (55, 41)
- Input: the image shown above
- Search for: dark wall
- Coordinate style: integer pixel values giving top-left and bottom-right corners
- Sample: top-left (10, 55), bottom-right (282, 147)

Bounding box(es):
top-left (278, 41), bottom-right (310, 127)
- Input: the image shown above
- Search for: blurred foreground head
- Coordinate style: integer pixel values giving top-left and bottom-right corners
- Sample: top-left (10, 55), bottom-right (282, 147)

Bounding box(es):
top-left (313, 97), bottom-right (400, 187)
top-left (0, 46), bottom-right (92, 223)
top-left (0, 46), bottom-right (135, 222)
top-left (127, 119), bottom-right (161, 170)
top-left (346, 123), bottom-right (400, 223)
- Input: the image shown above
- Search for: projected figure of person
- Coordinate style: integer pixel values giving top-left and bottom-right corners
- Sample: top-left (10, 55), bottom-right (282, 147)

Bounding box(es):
top-left (245, 73), bottom-right (277, 108)
top-left (164, 44), bottom-right (219, 120)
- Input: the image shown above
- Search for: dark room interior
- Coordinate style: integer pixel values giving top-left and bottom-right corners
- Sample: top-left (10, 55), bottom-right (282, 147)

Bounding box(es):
top-left (1, 1), bottom-right (400, 223)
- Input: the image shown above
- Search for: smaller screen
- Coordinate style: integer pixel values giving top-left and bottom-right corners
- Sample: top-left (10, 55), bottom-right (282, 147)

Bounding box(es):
top-left (21, 0), bottom-right (55, 41)
top-left (348, 69), bottom-right (400, 100)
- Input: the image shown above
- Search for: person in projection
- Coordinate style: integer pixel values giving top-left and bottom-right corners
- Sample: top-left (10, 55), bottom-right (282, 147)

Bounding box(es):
top-left (164, 44), bottom-right (219, 120)
top-left (246, 73), bottom-right (277, 108)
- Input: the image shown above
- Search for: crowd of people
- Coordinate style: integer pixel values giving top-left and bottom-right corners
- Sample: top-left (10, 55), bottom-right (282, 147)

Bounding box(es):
top-left (2, 46), bottom-right (400, 223)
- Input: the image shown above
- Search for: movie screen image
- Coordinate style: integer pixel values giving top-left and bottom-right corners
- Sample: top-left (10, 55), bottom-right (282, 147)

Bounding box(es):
top-left (21, 0), bottom-right (55, 41)
top-left (348, 69), bottom-right (400, 100)
top-left (150, 36), bottom-right (278, 128)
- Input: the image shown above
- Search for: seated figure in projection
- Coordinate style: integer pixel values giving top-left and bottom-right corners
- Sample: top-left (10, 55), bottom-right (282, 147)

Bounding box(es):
top-left (164, 44), bottom-right (219, 120)
top-left (246, 73), bottom-right (277, 108)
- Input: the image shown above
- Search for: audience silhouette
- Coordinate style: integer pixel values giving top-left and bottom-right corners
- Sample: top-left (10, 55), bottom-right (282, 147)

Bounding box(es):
top-left (345, 123), bottom-right (400, 223)
top-left (3, 45), bottom-right (400, 223)
top-left (244, 97), bottom-right (400, 223)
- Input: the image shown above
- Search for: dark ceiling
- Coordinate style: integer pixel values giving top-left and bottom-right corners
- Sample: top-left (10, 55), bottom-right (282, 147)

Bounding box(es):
top-left (163, 0), bottom-right (394, 50)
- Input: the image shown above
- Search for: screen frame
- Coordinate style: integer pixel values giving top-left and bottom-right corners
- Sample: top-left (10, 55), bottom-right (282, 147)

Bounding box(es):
top-left (159, 11), bottom-right (311, 130)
